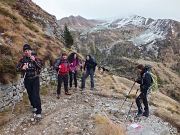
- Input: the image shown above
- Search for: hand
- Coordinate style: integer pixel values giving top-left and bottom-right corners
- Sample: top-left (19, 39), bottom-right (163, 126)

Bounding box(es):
top-left (134, 78), bottom-right (138, 82)
top-left (30, 56), bottom-right (35, 61)
top-left (22, 63), bottom-right (28, 70)
top-left (59, 65), bottom-right (61, 68)
top-left (83, 71), bottom-right (86, 74)
top-left (72, 70), bottom-right (75, 73)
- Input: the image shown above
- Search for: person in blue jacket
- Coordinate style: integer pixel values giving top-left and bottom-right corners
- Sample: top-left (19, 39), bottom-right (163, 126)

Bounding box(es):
top-left (135, 64), bottom-right (152, 117)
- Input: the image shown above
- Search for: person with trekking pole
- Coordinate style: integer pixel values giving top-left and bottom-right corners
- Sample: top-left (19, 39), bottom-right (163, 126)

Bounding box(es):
top-left (54, 52), bottom-right (72, 99)
top-left (134, 64), bottom-right (152, 117)
top-left (79, 55), bottom-right (97, 90)
top-left (67, 52), bottom-right (82, 90)
top-left (16, 44), bottom-right (42, 121)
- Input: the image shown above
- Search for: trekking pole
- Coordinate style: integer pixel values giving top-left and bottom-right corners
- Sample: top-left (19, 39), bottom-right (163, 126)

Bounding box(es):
top-left (125, 88), bottom-right (139, 122)
top-left (120, 82), bottom-right (136, 109)
top-left (9, 72), bottom-right (26, 121)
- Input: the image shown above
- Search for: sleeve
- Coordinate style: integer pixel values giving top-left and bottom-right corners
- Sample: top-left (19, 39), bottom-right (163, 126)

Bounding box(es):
top-left (33, 56), bottom-right (42, 70)
top-left (54, 59), bottom-right (61, 69)
top-left (83, 61), bottom-right (87, 71)
top-left (68, 61), bottom-right (72, 72)
top-left (16, 57), bottom-right (24, 72)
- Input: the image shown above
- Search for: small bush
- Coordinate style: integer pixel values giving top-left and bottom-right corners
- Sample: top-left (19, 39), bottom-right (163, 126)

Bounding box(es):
top-left (0, 58), bottom-right (16, 74)
top-left (0, 45), bottom-right (12, 55)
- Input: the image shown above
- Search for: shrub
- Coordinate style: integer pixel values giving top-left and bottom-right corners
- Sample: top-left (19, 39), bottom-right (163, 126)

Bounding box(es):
top-left (0, 45), bottom-right (12, 55)
top-left (0, 58), bottom-right (16, 74)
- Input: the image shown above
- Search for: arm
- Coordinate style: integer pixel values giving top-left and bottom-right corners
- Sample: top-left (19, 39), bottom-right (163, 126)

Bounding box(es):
top-left (141, 73), bottom-right (152, 92)
top-left (83, 61), bottom-right (87, 71)
top-left (16, 57), bottom-right (24, 72)
top-left (54, 59), bottom-right (61, 69)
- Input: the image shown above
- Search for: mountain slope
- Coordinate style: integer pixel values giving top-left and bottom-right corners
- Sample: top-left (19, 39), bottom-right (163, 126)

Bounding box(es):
top-left (65, 15), bottom-right (180, 102)
top-left (0, 0), bottom-right (68, 83)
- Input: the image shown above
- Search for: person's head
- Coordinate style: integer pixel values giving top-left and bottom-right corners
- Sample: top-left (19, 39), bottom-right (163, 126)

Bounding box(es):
top-left (61, 52), bottom-right (67, 59)
top-left (86, 55), bottom-right (91, 61)
top-left (136, 64), bottom-right (144, 73)
top-left (23, 44), bottom-right (32, 57)
top-left (67, 52), bottom-right (79, 63)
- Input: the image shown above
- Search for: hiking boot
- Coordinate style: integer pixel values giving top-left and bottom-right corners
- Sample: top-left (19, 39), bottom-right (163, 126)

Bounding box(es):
top-left (79, 87), bottom-right (84, 91)
top-left (90, 87), bottom-right (94, 90)
top-left (65, 91), bottom-right (71, 95)
top-left (135, 113), bottom-right (143, 118)
top-left (57, 94), bottom-right (60, 99)
top-left (69, 87), bottom-right (72, 90)
top-left (36, 114), bottom-right (42, 121)
top-left (143, 112), bottom-right (149, 117)
top-left (32, 108), bottom-right (37, 113)
top-left (74, 87), bottom-right (77, 90)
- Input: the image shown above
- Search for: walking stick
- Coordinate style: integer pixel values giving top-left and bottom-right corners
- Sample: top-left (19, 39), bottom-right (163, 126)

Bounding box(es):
top-left (125, 88), bottom-right (139, 122)
top-left (9, 72), bottom-right (26, 121)
top-left (120, 82), bottom-right (136, 109)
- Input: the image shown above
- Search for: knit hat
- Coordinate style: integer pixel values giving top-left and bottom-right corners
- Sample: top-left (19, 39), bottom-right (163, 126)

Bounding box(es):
top-left (23, 44), bottom-right (32, 51)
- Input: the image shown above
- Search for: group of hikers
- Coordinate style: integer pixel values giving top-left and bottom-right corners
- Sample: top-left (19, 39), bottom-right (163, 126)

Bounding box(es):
top-left (54, 51), bottom-right (97, 99)
top-left (16, 44), bottom-right (151, 121)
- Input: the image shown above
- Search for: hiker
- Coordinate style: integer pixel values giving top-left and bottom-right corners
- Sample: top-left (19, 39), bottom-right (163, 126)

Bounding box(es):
top-left (80, 55), bottom-right (97, 90)
top-left (135, 64), bottom-right (152, 117)
top-left (54, 52), bottom-right (72, 99)
top-left (16, 44), bottom-right (42, 121)
top-left (67, 52), bottom-right (82, 90)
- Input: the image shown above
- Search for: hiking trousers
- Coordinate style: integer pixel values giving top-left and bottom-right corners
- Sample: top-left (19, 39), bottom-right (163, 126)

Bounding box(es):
top-left (24, 76), bottom-right (42, 114)
top-left (81, 68), bottom-right (94, 88)
top-left (136, 91), bottom-right (149, 114)
top-left (69, 71), bottom-right (77, 88)
top-left (57, 74), bottom-right (68, 94)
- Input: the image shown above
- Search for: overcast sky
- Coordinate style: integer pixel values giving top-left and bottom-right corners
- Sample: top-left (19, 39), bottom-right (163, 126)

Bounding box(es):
top-left (32, 0), bottom-right (180, 21)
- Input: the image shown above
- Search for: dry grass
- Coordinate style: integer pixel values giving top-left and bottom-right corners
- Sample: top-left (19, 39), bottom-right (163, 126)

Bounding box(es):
top-left (154, 109), bottom-right (180, 132)
top-left (92, 114), bottom-right (126, 135)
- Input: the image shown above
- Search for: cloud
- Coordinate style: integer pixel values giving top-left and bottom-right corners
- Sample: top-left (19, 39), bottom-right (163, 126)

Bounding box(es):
top-left (32, 0), bottom-right (180, 21)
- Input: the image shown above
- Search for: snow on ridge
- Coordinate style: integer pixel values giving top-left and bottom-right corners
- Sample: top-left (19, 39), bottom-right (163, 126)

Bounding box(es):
top-left (130, 19), bottom-right (175, 46)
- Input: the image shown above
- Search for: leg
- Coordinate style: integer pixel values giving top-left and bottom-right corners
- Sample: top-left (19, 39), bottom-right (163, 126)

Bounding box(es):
top-left (57, 75), bottom-right (63, 94)
top-left (136, 93), bottom-right (143, 116)
top-left (63, 74), bottom-right (68, 92)
top-left (142, 93), bottom-right (149, 117)
top-left (69, 71), bottom-right (73, 88)
top-left (81, 70), bottom-right (90, 88)
top-left (24, 79), bottom-right (34, 108)
top-left (74, 71), bottom-right (77, 88)
top-left (32, 77), bottom-right (42, 115)
top-left (89, 68), bottom-right (94, 89)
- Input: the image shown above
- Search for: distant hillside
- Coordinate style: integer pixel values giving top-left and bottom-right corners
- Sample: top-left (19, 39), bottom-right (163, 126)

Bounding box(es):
top-left (58, 15), bottom-right (100, 30)
top-left (64, 15), bottom-right (180, 102)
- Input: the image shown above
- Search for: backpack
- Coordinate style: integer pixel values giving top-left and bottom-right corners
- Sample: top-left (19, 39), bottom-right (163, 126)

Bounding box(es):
top-left (90, 55), bottom-right (97, 71)
top-left (143, 71), bottom-right (158, 93)
top-left (57, 59), bottom-right (69, 75)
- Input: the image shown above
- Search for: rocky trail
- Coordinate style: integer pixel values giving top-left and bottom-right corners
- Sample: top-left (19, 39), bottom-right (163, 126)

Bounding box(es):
top-left (0, 76), bottom-right (179, 135)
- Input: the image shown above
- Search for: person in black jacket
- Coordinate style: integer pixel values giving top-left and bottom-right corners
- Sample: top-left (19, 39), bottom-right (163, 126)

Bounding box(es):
top-left (80, 55), bottom-right (97, 90)
top-left (135, 64), bottom-right (152, 117)
top-left (16, 44), bottom-right (42, 121)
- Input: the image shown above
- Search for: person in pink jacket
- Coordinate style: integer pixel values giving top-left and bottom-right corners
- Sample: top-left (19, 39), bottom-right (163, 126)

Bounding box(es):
top-left (67, 52), bottom-right (82, 90)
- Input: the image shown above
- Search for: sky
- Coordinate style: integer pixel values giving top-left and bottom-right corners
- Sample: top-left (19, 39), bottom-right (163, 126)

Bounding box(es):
top-left (32, 0), bottom-right (180, 21)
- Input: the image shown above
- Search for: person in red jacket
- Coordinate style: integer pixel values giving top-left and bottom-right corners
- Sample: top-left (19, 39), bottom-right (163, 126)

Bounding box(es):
top-left (54, 52), bottom-right (71, 99)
